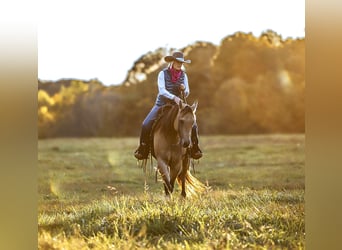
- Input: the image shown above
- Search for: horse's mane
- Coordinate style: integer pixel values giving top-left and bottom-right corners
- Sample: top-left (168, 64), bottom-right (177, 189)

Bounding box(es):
top-left (152, 103), bottom-right (194, 140)
top-left (153, 104), bottom-right (179, 138)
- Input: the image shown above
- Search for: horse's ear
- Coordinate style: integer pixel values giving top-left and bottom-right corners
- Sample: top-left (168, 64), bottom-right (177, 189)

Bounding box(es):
top-left (191, 100), bottom-right (198, 113)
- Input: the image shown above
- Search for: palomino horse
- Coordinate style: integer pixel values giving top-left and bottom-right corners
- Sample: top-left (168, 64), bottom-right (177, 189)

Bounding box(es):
top-left (151, 101), bottom-right (206, 197)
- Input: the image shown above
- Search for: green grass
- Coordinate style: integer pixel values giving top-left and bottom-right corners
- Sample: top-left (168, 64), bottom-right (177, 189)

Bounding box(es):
top-left (38, 134), bottom-right (305, 249)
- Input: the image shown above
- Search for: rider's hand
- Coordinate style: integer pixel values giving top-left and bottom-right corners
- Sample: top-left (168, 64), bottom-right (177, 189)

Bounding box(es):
top-left (173, 96), bottom-right (181, 105)
top-left (179, 84), bottom-right (185, 91)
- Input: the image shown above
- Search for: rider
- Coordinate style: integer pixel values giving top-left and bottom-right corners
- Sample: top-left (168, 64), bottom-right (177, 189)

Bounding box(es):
top-left (134, 51), bottom-right (203, 160)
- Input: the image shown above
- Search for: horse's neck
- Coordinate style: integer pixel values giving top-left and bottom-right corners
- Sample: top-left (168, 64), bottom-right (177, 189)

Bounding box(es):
top-left (173, 110), bottom-right (180, 132)
top-left (153, 105), bottom-right (179, 135)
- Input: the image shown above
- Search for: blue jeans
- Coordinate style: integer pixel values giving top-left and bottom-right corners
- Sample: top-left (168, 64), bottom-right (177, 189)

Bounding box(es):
top-left (139, 105), bottom-right (160, 144)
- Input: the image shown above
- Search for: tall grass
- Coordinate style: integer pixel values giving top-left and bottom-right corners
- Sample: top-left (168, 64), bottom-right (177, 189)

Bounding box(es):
top-left (38, 134), bottom-right (305, 249)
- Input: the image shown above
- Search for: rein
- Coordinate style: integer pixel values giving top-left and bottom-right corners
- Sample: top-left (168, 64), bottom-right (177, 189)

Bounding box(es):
top-left (181, 90), bottom-right (187, 104)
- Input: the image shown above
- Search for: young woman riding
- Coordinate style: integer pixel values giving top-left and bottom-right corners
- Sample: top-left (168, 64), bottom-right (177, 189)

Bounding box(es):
top-left (134, 51), bottom-right (203, 160)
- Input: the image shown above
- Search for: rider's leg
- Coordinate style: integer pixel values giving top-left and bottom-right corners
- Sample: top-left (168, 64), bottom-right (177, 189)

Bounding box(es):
top-left (190, 123), bottom-right (203, 159)
top-left (134, 106), bottom-right (160, 160)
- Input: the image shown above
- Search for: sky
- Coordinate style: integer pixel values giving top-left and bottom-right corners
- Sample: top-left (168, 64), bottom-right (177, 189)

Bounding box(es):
top-left (38, 0), bottom-right (305, 86)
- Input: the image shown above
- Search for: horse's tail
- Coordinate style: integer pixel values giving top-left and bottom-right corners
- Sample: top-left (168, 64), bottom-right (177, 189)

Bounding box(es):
top-left (177, 170), bottom-right (208, 197)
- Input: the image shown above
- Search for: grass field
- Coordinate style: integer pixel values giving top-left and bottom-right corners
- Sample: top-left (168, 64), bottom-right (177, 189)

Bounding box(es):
top-left (38, 134), bottom-right (305, 249)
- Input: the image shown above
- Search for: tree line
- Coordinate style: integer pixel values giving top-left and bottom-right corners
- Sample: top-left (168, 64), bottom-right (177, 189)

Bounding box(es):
top-left (38, 30), bottom-right (305, 138)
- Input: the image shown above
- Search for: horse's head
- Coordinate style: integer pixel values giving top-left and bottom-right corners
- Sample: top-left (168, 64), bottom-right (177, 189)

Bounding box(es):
top-left (175, 100), bottom-right (198, 148)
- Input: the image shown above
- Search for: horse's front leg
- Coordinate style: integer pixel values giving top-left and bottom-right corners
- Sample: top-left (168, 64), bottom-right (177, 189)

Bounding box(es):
top-left (180, 152), bottom-right (190, 198)
top-left (157, 159), bottom-right (172, 196)
top-left (169, 159), bottom-right (182, 195)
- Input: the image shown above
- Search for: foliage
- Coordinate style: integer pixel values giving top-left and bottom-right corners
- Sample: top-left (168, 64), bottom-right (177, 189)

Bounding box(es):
top-left (38, 31), bottom-right (305, 138)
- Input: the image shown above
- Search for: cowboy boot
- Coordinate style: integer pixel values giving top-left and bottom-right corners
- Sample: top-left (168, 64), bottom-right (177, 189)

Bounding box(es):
top-left (134, 143), bottom-right (149, 160)
top-left (190, 125), bottom-right (203, 160)
top-left (134, 126), bottom-right (150, 160)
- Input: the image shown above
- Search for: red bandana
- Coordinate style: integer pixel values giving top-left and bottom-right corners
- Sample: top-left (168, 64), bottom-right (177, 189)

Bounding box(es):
top-left (169, 67), bottom-right (182, 83)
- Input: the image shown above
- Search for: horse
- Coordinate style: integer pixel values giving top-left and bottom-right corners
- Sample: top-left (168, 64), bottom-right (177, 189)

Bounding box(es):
top-left (151, 101), bottom-right (206, 198)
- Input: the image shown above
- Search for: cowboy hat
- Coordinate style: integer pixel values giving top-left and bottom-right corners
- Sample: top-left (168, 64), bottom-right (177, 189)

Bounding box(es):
top-left (164, 51), bottom-right (191, 64)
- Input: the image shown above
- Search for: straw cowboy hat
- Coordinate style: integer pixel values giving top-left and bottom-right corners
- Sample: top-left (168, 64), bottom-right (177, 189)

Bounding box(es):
top-left (164, 51), bottom-right (191, 64)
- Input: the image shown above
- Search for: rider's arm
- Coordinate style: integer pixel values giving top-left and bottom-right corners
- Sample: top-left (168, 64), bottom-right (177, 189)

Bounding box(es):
top-left (183, 73), bottom-right (190, 97)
